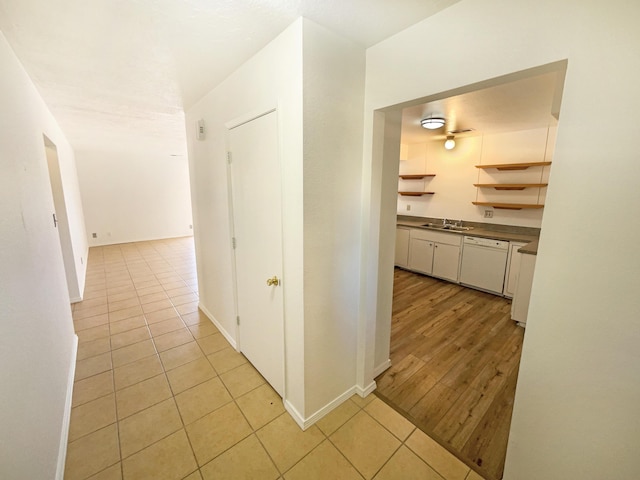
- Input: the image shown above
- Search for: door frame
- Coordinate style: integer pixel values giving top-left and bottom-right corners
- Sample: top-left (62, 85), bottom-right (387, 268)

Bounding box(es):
top-left (43, 134), bottom-right (81, 302)
top-left (364, 61), bottom-right (567, 384)
top-left (224, 106), bottom-right (287, 395)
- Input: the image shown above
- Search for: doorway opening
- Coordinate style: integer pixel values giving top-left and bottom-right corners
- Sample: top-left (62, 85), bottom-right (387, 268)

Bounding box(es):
top-left (43, 135), bottom-right (81, 302)
top-left (370, 61), bottom-right (567, 480)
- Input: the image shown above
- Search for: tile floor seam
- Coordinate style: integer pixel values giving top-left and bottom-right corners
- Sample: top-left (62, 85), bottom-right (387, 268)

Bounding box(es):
top-left (371, 406), bottom-right (451, 480)
top-left (324, 425), bottom-right (375, 480)
top-left (152, 318), bottom-right (214, 472)
top-left (253, 431), bottom-right (286, 477)
top-left (67, 239), bottom-right (296, 480)
top-left (118, 416), bottom-right (183, 461)
top-left (106, 307), bottom-right (125, 480)
top-left (314, 402), bottom-right (373, 480)
top-left (276, 434), bottom-right (337, 478)
top-left (324, 405), bottom-right (402, 480)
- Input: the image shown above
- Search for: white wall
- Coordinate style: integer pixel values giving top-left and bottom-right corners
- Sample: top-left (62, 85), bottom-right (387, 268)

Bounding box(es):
top-left (76, 146), bottom-right (193, 246)
top-left (0, 31), bottom-right (81, 479)
top-left (186, 20), bottom-right (306, 415)
top-left (362, 1), bottom-right (640, 478)
top-left (398, 127), bottom-right (556, 228)
top-left (302, 20), bottom-right (365, 415)
top-left (187, 18), bottom-right (366, 422)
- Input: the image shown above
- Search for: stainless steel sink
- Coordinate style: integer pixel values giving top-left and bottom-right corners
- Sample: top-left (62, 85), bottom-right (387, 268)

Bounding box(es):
top-left (421, 223), bottom-right (473, 231)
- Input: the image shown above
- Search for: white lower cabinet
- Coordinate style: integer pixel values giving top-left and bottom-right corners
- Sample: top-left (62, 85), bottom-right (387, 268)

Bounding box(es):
top-left (404, 228), bottom-right (462, 282)
top-left (408, 238), bottom-right (434, 274)
top-left (395, 226), bottom-right (537, 313)
top-left (511, 253), bottom-right (537, 326)
top-left (503, 242), bottom-right (527, 298)
top-left (432, 243), bottom-right (461, 282)
top-left (395, 227), bottom-right (410, 268)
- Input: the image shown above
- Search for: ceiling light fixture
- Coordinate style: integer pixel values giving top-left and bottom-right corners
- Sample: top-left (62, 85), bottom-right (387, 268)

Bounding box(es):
top-left (444, 135), bottom-right (456, 150)
top-left (420, 116), bottom-right (446, 130)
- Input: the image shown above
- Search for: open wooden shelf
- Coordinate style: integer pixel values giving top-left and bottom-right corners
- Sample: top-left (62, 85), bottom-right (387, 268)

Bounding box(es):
top-left (399, 174), bottom-right (436, 179)
top-left (475, 162), bottom-right (552, 171)
top-left (399, 192), bottom-right (435, 197)
top-left (473, 183), bottom-right (548, 190)
top-left (472, 201), bottom-right (544, 210)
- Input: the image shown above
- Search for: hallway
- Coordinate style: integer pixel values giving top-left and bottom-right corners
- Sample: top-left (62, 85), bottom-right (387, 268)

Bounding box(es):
top-left (65, 238), bottom-right (484, 480)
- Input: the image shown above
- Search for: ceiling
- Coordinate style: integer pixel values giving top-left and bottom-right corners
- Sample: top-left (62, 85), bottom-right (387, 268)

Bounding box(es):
top-left (401, 70), bottom-right (563, 144)
top-left (0, 0), bottom-right (460, 155)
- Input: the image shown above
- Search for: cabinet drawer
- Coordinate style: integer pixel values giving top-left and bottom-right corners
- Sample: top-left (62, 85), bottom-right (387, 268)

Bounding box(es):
top-left (409, 228), bottom-right (462, 246)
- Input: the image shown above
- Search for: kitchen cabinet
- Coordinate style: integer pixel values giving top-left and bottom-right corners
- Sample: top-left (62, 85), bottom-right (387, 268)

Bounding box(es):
top-left (408, 237), bottom-right (434, 274)
top-left (511, 252), bottom-right (537, 326)
top-left (503, 242), bottom-right (527, 298)
top-left (395, 227), bottom-right (410, 267)
top-left (432, 242), bottom-right (461, 282)
top-left (405, 228), bottom-right (462, 282)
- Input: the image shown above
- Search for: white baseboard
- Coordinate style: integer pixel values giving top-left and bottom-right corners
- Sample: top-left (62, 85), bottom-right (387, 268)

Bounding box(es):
top-left (284, 399), bottom-right (307, 430)
top-left (355, 380), bottom-right (377, 398)
top-left (70, 296), bottom-right (82, 304)
top-left (373, 358), bottom-right (392, 378)
top-left (284, 385), bottom-right (370, 431)
top-left (198, 303), bottom-right (237, 349)
top-left (56, 334), bottom-right (78, 480)
top-left (302, 386), bottom-right (359, 428)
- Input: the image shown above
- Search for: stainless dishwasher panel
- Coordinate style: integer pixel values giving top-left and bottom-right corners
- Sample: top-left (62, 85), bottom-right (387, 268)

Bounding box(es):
top-left (459, 236), bottom-right (509, 294)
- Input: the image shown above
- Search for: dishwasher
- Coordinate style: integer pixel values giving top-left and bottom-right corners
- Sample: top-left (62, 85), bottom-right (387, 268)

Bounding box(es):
top-left (459, 236), bottom-right (509, 294)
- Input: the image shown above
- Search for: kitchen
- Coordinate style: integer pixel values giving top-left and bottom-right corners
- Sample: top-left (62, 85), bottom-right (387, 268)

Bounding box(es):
top-left (376, 67), bottom-right (565, 480)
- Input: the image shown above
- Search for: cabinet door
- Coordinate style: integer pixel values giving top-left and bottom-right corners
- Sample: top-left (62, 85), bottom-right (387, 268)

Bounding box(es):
top-left (504, 242), bottom-right (526, 298)
top-left (511, 254), bottom-right (537, 326)
top-left (395, 227), bottom-right (410, 267)
top-left (408, 238), bottom-right (434, 274)
top-left (432, 243), bottom-right (460, 282)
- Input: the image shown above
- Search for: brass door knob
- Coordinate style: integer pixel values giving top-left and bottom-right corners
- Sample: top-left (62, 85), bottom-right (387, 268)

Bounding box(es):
top-left (266, 276), bottom-right (280, 286)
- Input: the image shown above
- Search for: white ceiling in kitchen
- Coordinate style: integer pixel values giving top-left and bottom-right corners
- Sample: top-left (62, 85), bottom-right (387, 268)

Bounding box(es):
top-left (401, 69), bottom-right (564, 144)
top-left (0, 0), bottom-right (460, 154)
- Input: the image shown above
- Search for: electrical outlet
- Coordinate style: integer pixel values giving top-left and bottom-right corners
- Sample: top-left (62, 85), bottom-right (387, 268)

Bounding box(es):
top-left (81, 257), bottom-right (83, 265)
top-left (406, 204), bottom-right (411, 211)
top-left (484, 210), bottom-right (493, 218)
top-left (189, 224), bottom-right (193, 229)
top-left (92, 233), bottom-right (97, 238)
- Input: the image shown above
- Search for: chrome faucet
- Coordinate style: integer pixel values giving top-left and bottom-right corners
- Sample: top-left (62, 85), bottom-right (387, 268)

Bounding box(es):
top-left (442, 218), bottom-right (448, 227)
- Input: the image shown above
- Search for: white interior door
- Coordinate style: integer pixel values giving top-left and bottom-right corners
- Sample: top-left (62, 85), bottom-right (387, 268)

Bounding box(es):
top-left (229, 111), bottom-right (284, 397)
top-left (44, 136), bottom-right (79, 301)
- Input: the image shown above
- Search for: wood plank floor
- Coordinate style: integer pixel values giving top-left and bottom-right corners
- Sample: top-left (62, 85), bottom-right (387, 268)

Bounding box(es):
top-left (375, 268), bottom-right (524, 480)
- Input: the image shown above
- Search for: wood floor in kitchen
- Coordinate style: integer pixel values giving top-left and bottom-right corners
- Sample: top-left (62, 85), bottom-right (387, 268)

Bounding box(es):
top-left (375, 268), bottom-right (524, 480)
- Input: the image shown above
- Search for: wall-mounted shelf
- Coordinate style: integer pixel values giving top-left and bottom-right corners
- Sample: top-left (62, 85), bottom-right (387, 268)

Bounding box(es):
top-left (475, 162), bottom-right (552, 171)
top-left (473, 183), bottom-right (548, 190)
top-left (399, 174), bottom-right (436, 179)
top-left (472, 201), bottom-right (544, 210)
top-left (399, 192), bottom-right (435, 197)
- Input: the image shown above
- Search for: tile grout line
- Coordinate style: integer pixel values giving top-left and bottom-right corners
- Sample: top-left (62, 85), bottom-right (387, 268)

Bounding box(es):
top-left (68, 240), bottom-right (198, 479)
top-left (146, 239), bottom-right (204, 480)
top-left (72, 239), bottom-right (466, 480)
top-left (137, 239), bottom-right (202, 478)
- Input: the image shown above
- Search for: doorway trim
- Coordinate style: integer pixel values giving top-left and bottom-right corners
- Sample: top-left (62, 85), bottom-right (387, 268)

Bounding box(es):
top-left (43, 135), bottom-right (81, 302)
top-left (225, 105), bottom-right (287, 401)
top-left (359, 60), bottom-right (568, 388)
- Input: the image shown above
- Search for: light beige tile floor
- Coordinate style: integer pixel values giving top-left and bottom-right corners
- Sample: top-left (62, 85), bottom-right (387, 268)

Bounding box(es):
top-left (65, 237), bottom-right (484, 480)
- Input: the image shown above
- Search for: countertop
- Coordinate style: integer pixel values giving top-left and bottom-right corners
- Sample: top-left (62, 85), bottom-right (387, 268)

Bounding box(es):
top-left (397, 217), bottom-right (540, 255)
